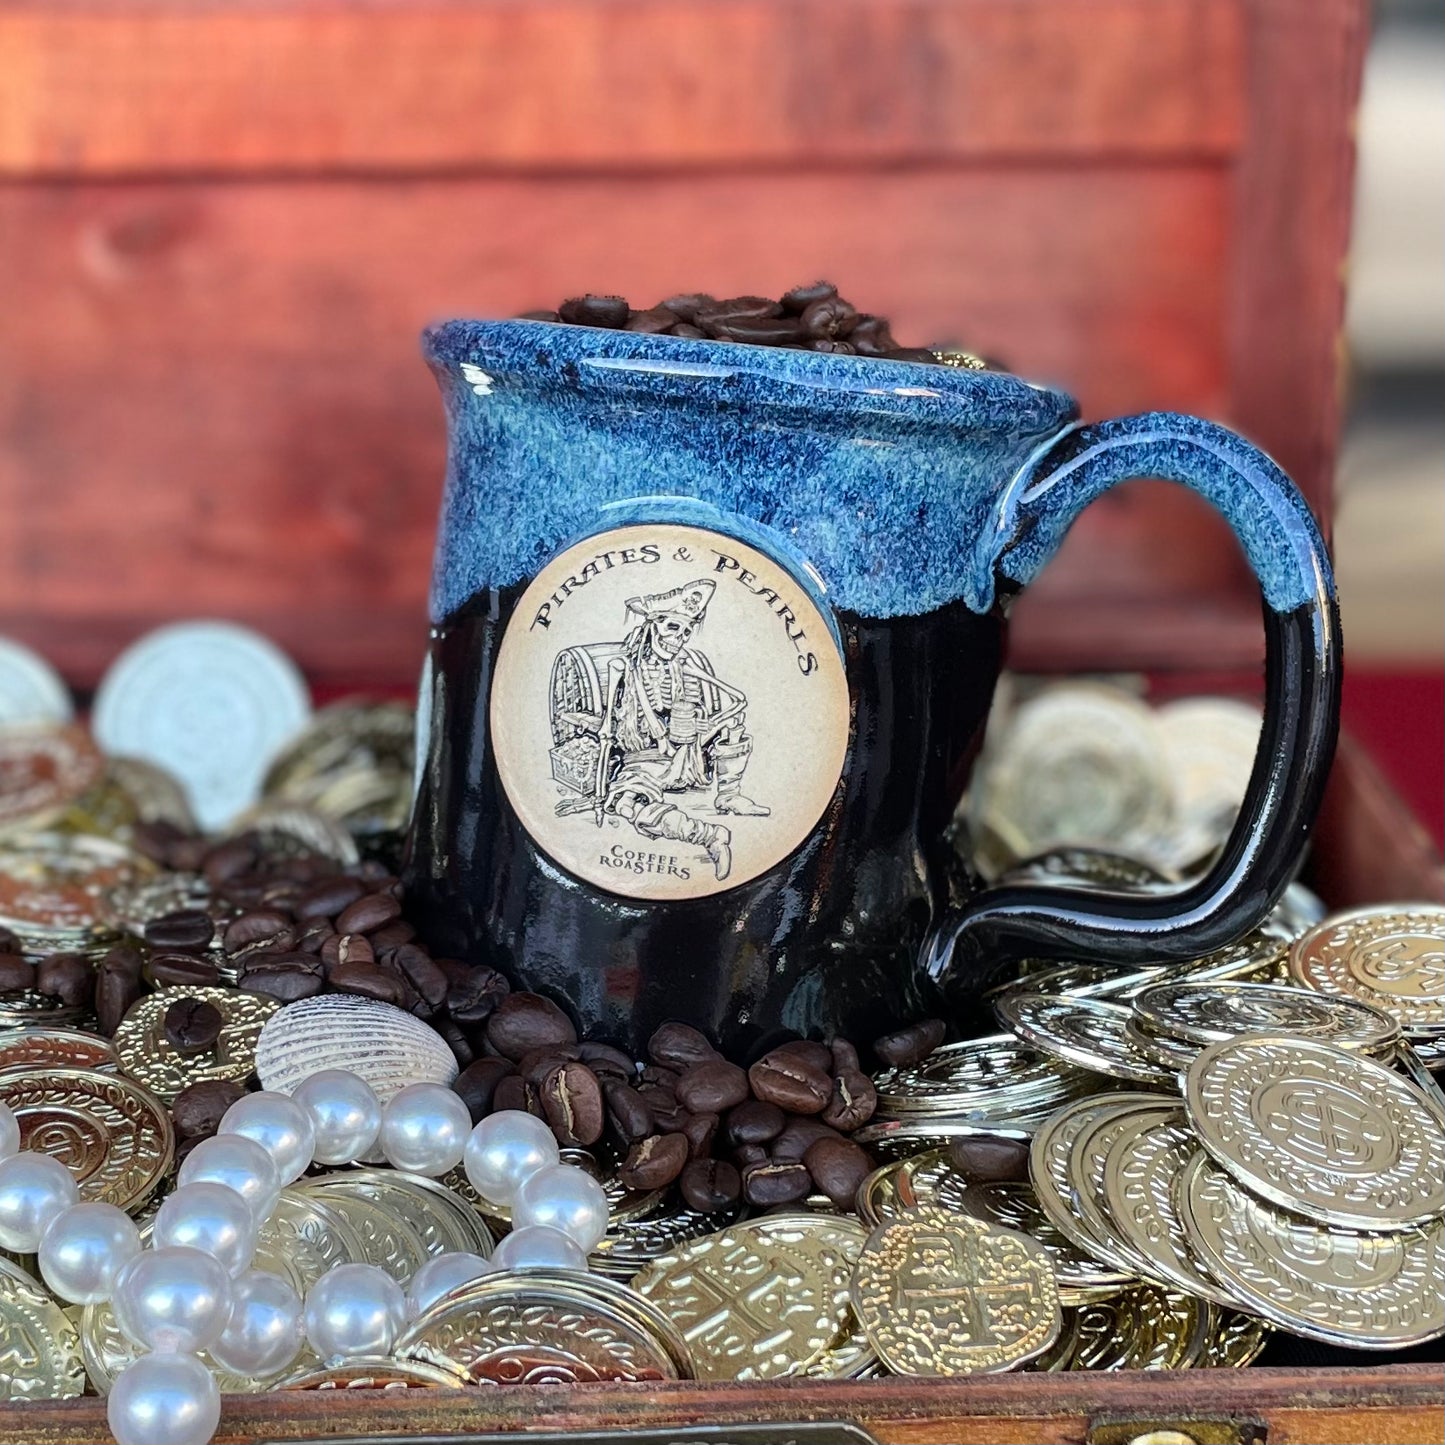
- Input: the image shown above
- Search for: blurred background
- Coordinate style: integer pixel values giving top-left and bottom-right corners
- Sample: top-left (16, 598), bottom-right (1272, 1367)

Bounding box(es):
top-left (0, 0), bottom-right (1439, 849)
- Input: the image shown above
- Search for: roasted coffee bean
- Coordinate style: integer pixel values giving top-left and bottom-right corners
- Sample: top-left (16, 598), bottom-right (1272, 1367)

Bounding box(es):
top-left (36, 953), bottom-right (93, 1007)
top-left (0, 926), bottom-right (22, 955)
top-left (810, 339), bottom-right (856, 354)
top-left (436, 1018), bottom-right (474, 1068)
top-left (201, 839), bottom-right (255, 886)
top-left (518, 308), bottom-right (562, 323)
top-left (948, 1134), bottom-right (1031, 1183)
top-left (390, 946), bottom-right (449, 1014)
top-left (733, 1143), bottom-right (768, 1168)
top-left (747, 1050), bottom-right (830, 1114)
top-left (886, 346), bottom-right (939, 365)
top-left (447, 967), bottom-right (511, 1025)
top-left (558, 294), bottom-right (631, 328)
top-left (847, 315), bottom-right (896, 355)
top-left (637, 1085), bottom-right (687, 1135)
top-left (619, 1132), bottom-right (689, 1191)
top-left (804, 1137), bottom-right (872, 1208)
top-left (781, 280), bottom-right (838, 313)
top-left (519, 1044), bottom-right (582, 1085)
top-left (321, 932), bottom-right (375, 970)
top-left (296, 924), bottom-right (335, 956)
top-left (681, 1110), bottom-right (718, 1159)
top-left (647, 1022), bottom-right (719, 1072)
top-left (539, 1061), bottom-right (605, 1147)
top-left (453, 1057), bottom-right (514, 1123)
top-left (167, 836), bottom-right (211, 873)
top-left (216, 872), bottom-right (268, 909)
top-left (625, 306), bottom-right (680, 334)
top-left (695, 296), bottom-right (782, 324)
top-left (492, 1073), bottom-right (539, 1117)
top-left (820, 1069), bottom-right (877, 1132)
top-left (237, 952), bottom-right (324, 1002)
top-left (143, 909), bottom-right (215, 953)
top-left (742, 1159), bottom-right (811, 1207)
top-left (772, 1115), bottom-right (845, 1163)
top-left (294, 876), bottom-right (367, 921)
top-left (223, 910), bottom-right (294, 953)
top-left (95, 950), bottom-right (144, 1034)
top-left (578, 1041), bottom-right (636, 1081)
top-left (829, 1038), bottom-right (861, 1074)
top-left (668, 323), bottom-right (707, 339)
top-left (873, 1018), bottom-right (946, 1068)
top-left (800, 296), bottom-right (858, 340)
top-left (660, 293), bottom-right (716, 323)
top-left (0, 954), bottom-right (35, 992)
top-left (486, 992), bottom-right (577, 1061)
top-left (726, 1099), bottom-right (785, 1146)
top-left (675, 1059), bottom-right (749, 1114)
top-left (367, 920), bottom-right (416, 954)
top-left (164, 997), bottom-right (223, 1054)
top-left (640, 1064), bottom-right (681, 1092)
top-left (171, 1078), bottom-right (246, 1139)
top-left (431, 956), bottom-right (473, 991)
top-left (603, 1080), bottom-right (654, 1142)
top-left (329, 960), bottom-right (407, 1007)
top-left (334, 892), bottom-right (401, 936)
top-left (146, 952), bottom-right (221, 990)
top-left (770, 1039), bottom-right (834, 1075)
top-left (707, 315), bottom-right (803, 345)
top-left (680, 1157), bottom-right (741, 1213)
top-left (129, 821), bottom-right (182, 866)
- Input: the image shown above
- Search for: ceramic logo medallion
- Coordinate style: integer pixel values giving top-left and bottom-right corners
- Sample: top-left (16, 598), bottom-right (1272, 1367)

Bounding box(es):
top-left (490, 523), bottom-right (850, 899)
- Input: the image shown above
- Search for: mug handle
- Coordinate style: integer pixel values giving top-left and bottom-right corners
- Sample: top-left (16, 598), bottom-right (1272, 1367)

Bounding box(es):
top-left (923, 411), bottom-right (1342, 999)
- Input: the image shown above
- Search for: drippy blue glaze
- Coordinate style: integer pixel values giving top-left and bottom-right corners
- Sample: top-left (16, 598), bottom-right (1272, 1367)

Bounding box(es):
top-left (423, 319), bottom-right (1329, 622)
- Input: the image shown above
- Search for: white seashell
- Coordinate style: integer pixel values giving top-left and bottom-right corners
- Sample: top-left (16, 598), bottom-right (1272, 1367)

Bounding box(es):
top-left (255, 996), bottom-right (458, 1102)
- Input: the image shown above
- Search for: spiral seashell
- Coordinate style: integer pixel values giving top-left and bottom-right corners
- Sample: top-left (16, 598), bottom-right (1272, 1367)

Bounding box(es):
top-left (255, 995), bottom-right (458, 1100)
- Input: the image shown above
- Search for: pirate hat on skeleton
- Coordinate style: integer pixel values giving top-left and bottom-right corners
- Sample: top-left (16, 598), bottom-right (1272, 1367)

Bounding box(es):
top-left (625, 579), bottom-right (715, 623)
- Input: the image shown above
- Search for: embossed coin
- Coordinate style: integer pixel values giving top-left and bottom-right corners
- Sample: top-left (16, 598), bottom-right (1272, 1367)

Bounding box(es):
top-left (996, 994), bottom-right (1177, 1086)
top-left (1069, 1283), bottom-right (1210, 1371)
top-left (874, 1034), bottom-right (1090, 1122)
top-left (1289, 905), bottom-right (1445, 1036)
top-left (0, 638), bottom-right (72, 727)
top-left (0, 1027), bottom-right (117, 1073)
top-left (632, 1215), bottom-right (865, 1381)
top-left (0, 724), bottom-right (100, 831)
top-left (1184, 1034), bottom-right (1445, 1230)
top-left (797, 1312), bottom-right (882, 1380)
top-left (281, 1358), bottom-right (466, 1390)
top-left (1133, 980), bottom-right (1400, 1054)
top-left (296, 1179), bottom-right (430, 1282)
top-left (1179, 1151), bottom-right (1445, 1349)
top-left (0, 831), bottom-right (145, 947)
top-left (114, 985), bottom-right (278, 1104)
top-left (590, 1202), bottom-right (734, 1279)
top-left (258, 1189), bottom-right (366, 1294)
top-left (1202, 1310), bottom-right (1271, 1368)
top-left (855, 1159), bottom-right (914, 1228)
top-left (1123, 1017), bottom-right (1199, 1072)
top-left (399, 1269), bottom-right (682, 1384)
top-left (850, 1206), bottom-right (1060, 1375)
top-left (308, 1170), bottom-right (493, 1259)
top-left (0, 1255), bottom-right (86, 1400)
top-left (1097, 1110), bottom-right (1237, 1308)
top-left (0, 1066), bottom-right (171, 1211)
top-left (102, 872), bottom-right (213, 939)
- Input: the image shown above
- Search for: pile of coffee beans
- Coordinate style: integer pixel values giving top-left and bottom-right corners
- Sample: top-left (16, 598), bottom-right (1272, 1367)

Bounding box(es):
top-left (522, 282), bottom-right (975, 366)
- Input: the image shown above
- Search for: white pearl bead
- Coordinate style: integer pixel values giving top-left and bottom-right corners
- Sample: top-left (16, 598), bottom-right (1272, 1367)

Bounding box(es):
top-left (107, 1350), bottom-right (220, 1445)
top-left (176, 1133), bottom-right (281, 1219)
top-left (209, 1269), bottom-right (304, 1378)
top-left (303, 1262), bottom-right (407, 1362)
top-left (513, 1163), bottom-right (610, 1253)
top-left (154, 1182), bottom-right (257, 1277)
top-left (0, 1150), bottom-right (80, 1252)
top-left (492, 1224), bottom-right (588, 1272)
top-left (111, 1245), bottom-right (234, 1354)
top-left (0, 1102), bottom-right (19, 1160)
top-left (293, 1069), bottom-right (381, 1165)
top-left (218, 1091), bottom-right (316, 1184)
top-left (37, 1201), bottom-right (141, 1304)
top-left (463, 1110), bottom-right (559, 1206)
top-left (379, 1082), bottom-right (472, 1177)
top-left (404, 1250), bottom-right (493, 1319)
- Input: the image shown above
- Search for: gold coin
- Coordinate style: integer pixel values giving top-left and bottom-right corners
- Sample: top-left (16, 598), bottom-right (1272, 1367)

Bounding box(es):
top-left (1026, 1308), bottom-right (1081, 1371)
top-left (0, 1026), bottom-right (117, 1073)
top-left (281, 1357), bottom-right (466, 1390)
top-left (1070, 1283), bottom-right (1210, 1370)
top-left (304, 1170), bottom-right (493, 1260)
top-left (398, 1269), bottom-right (682, 1384)
top-left (0, 725), bottom-right (103, 831)
top-left (1289, 905), bottom-right (1445, 1036)
top-left (1179, 1150), bottom-right (1445, 1350)
top-left (0, 1066), bottom-right (171, 1212)
top-left (855, 1159), bottom-right (914, 1228)
top-left (590, 1201), bottom-right (735, 1279)
top-left (996, 993), bottom-right (1178, 1086)
top-left (1184, 1034), bottom-right (1445, 1230)
top-left (632, 1214), bottom-right (865, 1381)
top-left (113, 985), bottom-right (278, 1104)
top-left (296, 1179), bottom-right (429, 1283)
top-left (1202, 1310), bottom-right (1271, 1368)
top-left (797, 1310), bottom-right (883, 1380)
top-left (0, 832), bottom-right (147, 948)
top-left (0, 1256), bottom-right (86, 1399)
top-left (850, 1206), bottom-right (1060, 1375)
top-left (258, 1188), bottom-right (366, 1294)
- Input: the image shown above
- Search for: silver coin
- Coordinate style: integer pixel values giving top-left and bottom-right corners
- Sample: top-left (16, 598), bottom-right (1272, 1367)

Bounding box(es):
top-left (996, 993), bottom-right (1177, 1087)
top-left (873, 1034), bottom-right (1090, 1121)
top-left (1153, 697), bottom-right (1261, 870)
top-left (0, 637), bottom-right (72, 726)
top-left (92, 621), bottom-right (311, 831)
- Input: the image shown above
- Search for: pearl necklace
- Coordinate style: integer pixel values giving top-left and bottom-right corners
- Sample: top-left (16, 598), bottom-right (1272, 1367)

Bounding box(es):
top-left (0, 1075), bottom-right (610, 1445)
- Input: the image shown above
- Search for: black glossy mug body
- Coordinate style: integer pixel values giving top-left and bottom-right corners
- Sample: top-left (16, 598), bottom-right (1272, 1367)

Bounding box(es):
top-left (405, 321), bottom-right (1341, 1057)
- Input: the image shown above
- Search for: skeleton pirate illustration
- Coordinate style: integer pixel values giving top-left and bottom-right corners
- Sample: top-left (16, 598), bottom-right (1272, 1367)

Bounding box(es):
top-left (547, 579), bottom-right (770, 881)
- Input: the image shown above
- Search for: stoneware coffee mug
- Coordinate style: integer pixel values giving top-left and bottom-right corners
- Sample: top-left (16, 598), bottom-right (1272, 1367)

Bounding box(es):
top-left (405, 320), bottom-right (1340, 1056)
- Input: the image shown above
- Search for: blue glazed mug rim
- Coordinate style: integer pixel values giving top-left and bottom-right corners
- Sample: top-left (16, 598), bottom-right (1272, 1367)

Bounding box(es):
top-left (423, 318), bottom-right (1080, 436)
